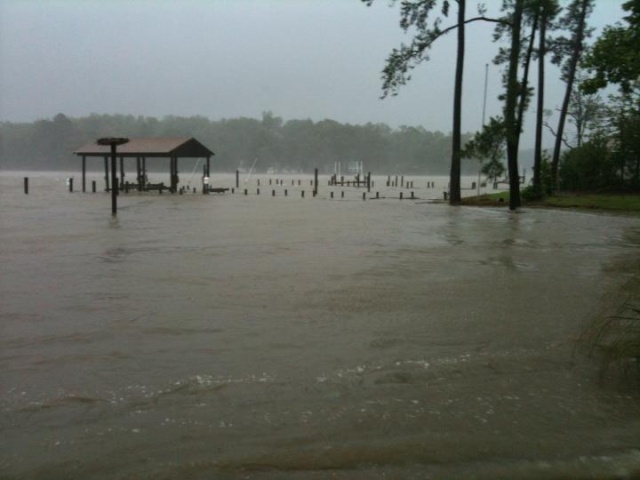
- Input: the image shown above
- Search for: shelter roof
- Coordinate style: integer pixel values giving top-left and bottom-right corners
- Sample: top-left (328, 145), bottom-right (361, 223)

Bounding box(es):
top-left (74, 137), bottom-right (214, 158)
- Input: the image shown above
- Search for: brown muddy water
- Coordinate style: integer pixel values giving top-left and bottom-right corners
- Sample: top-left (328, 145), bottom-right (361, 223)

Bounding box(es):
top-left (1, 172), bottom-right (640, 479)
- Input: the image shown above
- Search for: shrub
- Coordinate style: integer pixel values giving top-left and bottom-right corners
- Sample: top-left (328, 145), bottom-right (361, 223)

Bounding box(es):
top-left (559, 137), bottom-right (620, 191)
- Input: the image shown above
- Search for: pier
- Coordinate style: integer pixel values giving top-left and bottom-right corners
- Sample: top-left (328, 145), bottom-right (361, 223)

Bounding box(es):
top-left (74, 137), bottom-right (214, 194)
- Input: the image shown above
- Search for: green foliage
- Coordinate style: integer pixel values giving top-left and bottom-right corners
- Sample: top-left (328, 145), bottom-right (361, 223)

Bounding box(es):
top-left (463, 116), bottom-right (507, 185)
top-left (523, 154), bottom-right (555, 200)
top-left (611, 107), bottom-right (640, 188)
top-left (462, 116), bottom-right (505, 162)
top-left (480, 157), bottom-right (506, 184)
top-left (582, 0), bottom-right (640, 95)
top-left (559, 136), bottom-right (620, 191)
top-left (362, 0), bottom-right (453, 98)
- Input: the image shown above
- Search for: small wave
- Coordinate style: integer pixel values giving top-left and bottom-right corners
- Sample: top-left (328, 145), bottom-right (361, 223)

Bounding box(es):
top-left (17, 393), bottom-right (104, 413)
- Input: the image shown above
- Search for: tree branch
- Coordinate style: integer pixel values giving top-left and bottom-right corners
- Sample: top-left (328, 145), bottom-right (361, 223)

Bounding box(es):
top-left (544, 121), bottom-right (573, 150)
top-left (424, 16), bottom-right (511, 45)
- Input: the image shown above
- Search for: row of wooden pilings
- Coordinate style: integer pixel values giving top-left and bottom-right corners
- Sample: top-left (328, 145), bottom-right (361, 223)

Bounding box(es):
top-left (22, 176), bottom-right (419, 201)
top-left (22, 171), bottom-right (430, 199)
top-left (230, 188), bottom-right (417, 200)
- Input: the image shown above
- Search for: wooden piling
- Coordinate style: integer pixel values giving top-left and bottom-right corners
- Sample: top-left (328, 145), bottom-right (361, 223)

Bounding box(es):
top-left (400, 192), bottom-right (403, 200)
top-left (24, 177), bottom-right (28, 194)
top-left (236, 170), bottom-right (240, 188)
top-left (314, 168), bottom-right (318, 196)
top-left (68, 177), bottom-right (73, 193)
top-left (92, 181), bottom-right (96, 193)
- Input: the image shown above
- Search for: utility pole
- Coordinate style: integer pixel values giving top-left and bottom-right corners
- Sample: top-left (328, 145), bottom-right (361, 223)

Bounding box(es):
top-left (478, 63), bottom-right (489, 197)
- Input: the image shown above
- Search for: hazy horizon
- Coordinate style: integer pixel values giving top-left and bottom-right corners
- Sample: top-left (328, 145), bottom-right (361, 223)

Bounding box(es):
top-left (0, 0), bottom-right (627, 147)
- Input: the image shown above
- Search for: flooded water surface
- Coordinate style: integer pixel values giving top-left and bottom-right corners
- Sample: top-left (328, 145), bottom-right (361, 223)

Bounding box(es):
top-left (1, 173), bottom-right (640, 479)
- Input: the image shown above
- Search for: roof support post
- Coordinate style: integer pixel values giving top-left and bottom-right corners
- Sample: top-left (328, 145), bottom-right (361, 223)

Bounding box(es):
top-left (136, 156), bottom-right (142, 191)
top-left (170, 156), bottom-right (178, 193)
top-left (104, 156), bottom-right (109, 191)
top-left (82, 156), bottom-right (86, 193)
top-left (142, 157), bottom-right (147, 190)
top-left (169, 157), bottom-right (174, 193)
top-left (119, 156), bottom-right (125, 190)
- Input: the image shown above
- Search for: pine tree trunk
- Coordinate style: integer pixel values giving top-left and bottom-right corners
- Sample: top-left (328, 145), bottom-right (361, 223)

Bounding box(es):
top-left (534, 6), bottom-right (547, 195)
top-left (449, 0), bottom-right (465, 205)
top-left (551, 0), bottom-right (590, 187)
top-left (505, 0), bottom-right (524, 210)
top-left (516, 12), bottom-right (539, 140)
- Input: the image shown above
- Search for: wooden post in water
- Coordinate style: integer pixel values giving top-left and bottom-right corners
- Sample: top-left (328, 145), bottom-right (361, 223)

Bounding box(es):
top-left (367, 172), bottom-right (371, 193)
top-left (24, 177), bottom-right (28, 194)
top-left (97, 137), bottom-right (129, 216)
top-left (68, 177), bottom-right (73, 193)
top-left (92, 181), bottom-right (97, 193)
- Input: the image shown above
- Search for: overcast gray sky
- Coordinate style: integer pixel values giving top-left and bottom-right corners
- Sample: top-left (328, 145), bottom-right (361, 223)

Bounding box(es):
top-left (0, 0), bottom-right (627, 144)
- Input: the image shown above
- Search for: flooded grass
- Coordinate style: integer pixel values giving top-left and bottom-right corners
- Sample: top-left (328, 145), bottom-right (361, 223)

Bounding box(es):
top-left (462, 191), bottom-right (640, 212)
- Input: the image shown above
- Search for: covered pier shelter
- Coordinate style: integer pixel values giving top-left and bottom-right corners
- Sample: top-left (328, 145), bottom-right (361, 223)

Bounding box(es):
top-left (74, 137), bottom-right (214, 193)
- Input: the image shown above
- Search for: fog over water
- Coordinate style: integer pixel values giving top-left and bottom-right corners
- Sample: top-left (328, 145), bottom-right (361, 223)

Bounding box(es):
top-left (1, 172), bottom-right (639, 478)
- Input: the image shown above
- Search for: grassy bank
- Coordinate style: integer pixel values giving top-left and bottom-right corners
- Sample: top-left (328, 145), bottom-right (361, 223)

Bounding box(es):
top-left (461, 191), bottom-right (640, 213)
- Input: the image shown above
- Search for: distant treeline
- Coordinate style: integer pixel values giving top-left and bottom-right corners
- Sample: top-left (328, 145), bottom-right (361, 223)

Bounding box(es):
top-left (0, 112), bottom-right (483, 175)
